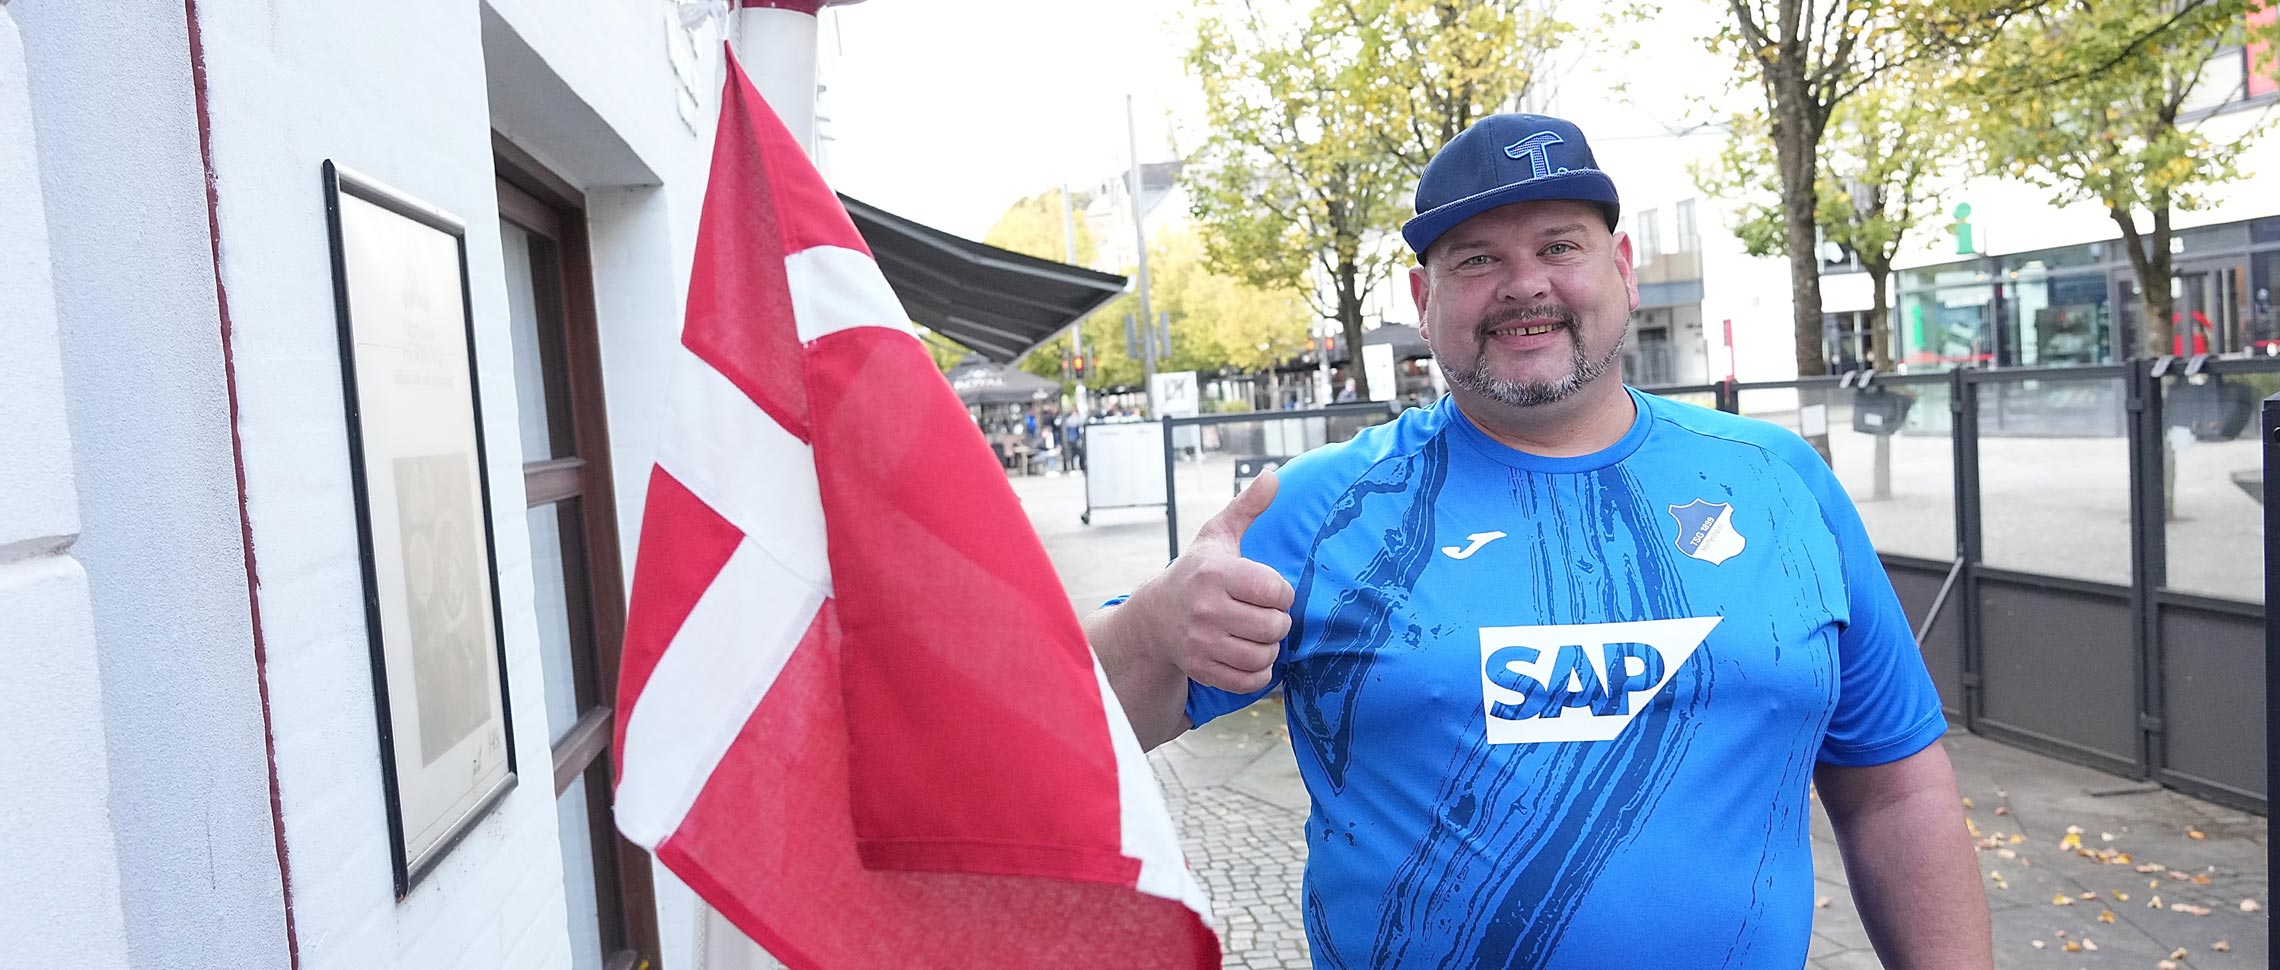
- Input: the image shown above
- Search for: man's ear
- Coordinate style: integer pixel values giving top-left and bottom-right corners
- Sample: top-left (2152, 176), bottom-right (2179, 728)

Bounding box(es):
top-left (1409, 264), bottom-right (1431, 337)
top-left (1613, 231), bottom-right (1640, 312)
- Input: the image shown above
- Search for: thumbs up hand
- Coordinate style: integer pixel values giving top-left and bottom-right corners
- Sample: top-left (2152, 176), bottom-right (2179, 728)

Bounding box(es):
top-left (1133, 469), bottom-right (1295, 694)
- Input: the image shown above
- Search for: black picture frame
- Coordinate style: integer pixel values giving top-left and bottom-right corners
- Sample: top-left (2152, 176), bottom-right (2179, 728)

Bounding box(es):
top-left (323, 160), bottom-right (518, 898)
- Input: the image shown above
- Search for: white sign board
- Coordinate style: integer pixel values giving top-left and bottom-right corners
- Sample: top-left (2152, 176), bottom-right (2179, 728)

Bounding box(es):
top-left (1084, 421), bottom-right (1168, 511)
top-left (1363, 344), bottom-right (1398, 402)
top-left (1151, 370), bottom-right (1200, 418)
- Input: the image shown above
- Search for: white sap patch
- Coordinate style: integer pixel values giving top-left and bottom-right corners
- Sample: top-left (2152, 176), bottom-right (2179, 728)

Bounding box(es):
top-left (1478, 617), bottom-right (1722, 745)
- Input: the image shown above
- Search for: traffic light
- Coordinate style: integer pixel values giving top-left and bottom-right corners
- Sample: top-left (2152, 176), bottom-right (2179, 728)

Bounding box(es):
top-left (1073, 355), bottom-right (1089, 378)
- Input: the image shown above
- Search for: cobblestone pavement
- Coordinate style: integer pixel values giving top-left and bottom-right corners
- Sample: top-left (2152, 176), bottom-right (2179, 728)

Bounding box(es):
top-left (1011, 468), bottom-right (2266, 969)
top-left (1149, 698), bottom-right (1312, 970)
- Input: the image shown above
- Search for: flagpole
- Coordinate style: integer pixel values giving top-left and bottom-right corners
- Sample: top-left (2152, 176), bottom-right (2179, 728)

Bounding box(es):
top-left (1126, 94), bottom-right (1157, 419)
top-left (731, 1), bottom-right (828, 152)
top-left (1061, 182), bottom-right (1089, 420)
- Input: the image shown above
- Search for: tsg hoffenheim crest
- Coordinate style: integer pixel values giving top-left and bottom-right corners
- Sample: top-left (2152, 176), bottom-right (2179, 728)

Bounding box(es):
top-left (1667, 499), bottom-right (1747, 565)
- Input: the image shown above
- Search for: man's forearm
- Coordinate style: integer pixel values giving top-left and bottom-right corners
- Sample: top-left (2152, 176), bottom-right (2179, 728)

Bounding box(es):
top-left (1084, 602), bottom-right (1191, 751)
top-left (1818, 744), bottom-right (1993, 970)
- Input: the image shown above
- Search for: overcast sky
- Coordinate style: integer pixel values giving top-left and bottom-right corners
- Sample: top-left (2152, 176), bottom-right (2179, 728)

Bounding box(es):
top-left (806, 1), bottom-right (1737, 242)
top-left (815, 0), bottom-right (1204, 240)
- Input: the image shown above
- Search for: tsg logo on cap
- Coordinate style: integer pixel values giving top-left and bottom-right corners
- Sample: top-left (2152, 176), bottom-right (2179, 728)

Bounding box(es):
top-left (1501, 131), bottom-right (1568, 180)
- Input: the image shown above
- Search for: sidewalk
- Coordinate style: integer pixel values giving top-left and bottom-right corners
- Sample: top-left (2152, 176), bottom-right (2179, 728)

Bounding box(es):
top-left (1010, 470), bottom-right (2268, 969)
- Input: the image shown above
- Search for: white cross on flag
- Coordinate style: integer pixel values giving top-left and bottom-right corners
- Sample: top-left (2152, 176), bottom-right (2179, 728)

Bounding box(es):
top-left (610, 51), bottom-right (1216, 968)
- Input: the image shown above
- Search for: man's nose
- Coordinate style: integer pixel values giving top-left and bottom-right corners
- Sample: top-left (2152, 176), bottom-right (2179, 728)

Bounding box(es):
top-left (1493, 259), bottom-right (1551, 303)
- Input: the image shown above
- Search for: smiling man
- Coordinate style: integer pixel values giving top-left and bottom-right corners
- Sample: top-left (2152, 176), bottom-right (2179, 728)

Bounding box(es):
top-left (1085, 113), bottom-right (1992, 968)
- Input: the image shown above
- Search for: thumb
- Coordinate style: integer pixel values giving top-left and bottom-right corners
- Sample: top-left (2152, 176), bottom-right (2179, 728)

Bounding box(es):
top-left (1196, 466), bottom-right (1279, 550)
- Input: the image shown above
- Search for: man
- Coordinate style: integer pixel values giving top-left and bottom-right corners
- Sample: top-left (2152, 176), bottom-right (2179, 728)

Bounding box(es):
top-left (1086, 114), bottom-right (1991, 968)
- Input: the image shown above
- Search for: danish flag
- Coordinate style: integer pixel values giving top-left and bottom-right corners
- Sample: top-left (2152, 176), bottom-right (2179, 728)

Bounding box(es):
top-left (611, 52), bottom-right (1216, 968)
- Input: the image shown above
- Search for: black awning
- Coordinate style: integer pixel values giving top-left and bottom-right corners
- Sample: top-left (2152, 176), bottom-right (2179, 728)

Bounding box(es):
top-left (840, 194), bottom-right (1129, 362)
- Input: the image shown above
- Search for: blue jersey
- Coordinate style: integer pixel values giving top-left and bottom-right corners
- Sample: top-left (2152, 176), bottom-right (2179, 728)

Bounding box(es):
top-left (1189, 389), bottom-right (1945, 969)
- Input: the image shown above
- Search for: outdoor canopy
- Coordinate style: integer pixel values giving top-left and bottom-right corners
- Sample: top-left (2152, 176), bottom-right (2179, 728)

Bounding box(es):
top-left (840, 194), bottom-right (1129, 363)
top-left (945, 354), bottom-right (1062, 406)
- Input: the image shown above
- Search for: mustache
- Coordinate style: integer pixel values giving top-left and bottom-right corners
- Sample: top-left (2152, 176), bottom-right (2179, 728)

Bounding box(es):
top-left (1476, 304), bottom-right (1579, 337)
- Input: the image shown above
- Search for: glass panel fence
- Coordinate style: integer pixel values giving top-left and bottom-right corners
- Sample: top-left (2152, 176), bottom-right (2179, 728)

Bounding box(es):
top-left (1167, 407), bottom-right (1398, 554)
top-left (1975, 375), bottom-right (2133, 586)
top-left (1730, 384), bottom-right (1957, 562)
top-left (2159, 369), bottom-right (2271, 604)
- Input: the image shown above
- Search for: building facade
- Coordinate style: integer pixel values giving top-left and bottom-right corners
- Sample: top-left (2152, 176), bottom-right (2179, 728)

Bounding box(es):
top-left (6, 2), bottom-right (747, 967)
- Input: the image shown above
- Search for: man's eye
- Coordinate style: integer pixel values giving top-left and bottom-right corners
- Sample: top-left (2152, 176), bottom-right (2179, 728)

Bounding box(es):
top-left (1462, 254), bottom-right (1494, 266)
top-left (1543, 242), bottom-right (1578, 256)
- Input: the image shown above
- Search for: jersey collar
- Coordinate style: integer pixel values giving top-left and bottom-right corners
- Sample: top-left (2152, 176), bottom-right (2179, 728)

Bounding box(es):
top-left (1444, 385), bottom-right (1654, 473)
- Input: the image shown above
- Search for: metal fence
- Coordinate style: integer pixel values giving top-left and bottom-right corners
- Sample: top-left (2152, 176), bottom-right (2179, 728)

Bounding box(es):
top-left (1159, 360), bottom-right (2274, 813)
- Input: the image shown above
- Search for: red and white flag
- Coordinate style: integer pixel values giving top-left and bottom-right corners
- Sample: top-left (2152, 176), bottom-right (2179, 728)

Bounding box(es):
top-left (612, 52), bottom-right (1217, 969)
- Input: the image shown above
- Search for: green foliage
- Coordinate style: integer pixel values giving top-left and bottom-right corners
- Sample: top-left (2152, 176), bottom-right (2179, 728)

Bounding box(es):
top-left (1017, 231), bottom-right (1313, 392)
top-left (1962, 0), bottom-right (2274, 355)
top-left (981, 187), bottom-right (1096, 266)
top-left (1340, 0), bottom-right (1573, 177)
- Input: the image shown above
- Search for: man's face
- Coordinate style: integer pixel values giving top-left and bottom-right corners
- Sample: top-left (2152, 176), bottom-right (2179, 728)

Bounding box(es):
top-left (1410, 200), bottom-right (1639, 408)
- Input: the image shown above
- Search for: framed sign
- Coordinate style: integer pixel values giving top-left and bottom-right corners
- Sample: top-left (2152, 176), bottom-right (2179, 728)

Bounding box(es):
top-left (323, 161), bottom-right (517, 897)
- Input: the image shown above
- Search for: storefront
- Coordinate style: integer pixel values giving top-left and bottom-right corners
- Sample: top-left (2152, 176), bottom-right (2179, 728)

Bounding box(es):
top-left (1894, 215), bottom-right (2280, 370)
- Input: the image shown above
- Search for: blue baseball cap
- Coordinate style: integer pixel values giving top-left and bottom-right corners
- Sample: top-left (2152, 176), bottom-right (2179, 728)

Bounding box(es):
top-left (1401, 113), bottom-right (1621, 258)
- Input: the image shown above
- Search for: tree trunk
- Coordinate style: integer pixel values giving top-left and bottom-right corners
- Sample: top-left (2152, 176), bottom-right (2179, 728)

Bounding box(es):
top-left (1337, 257), bottom-right (1370, 400)
top-left (1867, 258), bottom-right (1894, 372)
top-left (1769, 89), bottom-right (1828, 380)
top-left (1866, 256), bottom-right (1895, 500)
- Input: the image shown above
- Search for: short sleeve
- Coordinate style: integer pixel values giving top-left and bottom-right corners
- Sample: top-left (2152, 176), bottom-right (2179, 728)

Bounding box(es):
top-left (1796, 455), bottom-right (1949, 766)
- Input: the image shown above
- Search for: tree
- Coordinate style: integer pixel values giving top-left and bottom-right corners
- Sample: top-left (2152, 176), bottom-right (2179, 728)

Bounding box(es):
top-left (1018, 231), bottom-right (1313, 394)
top-left (1694, 66), bottom-right (1957, 373)
top-left (1185, 0), bottom-right (1409, 400)
top-left (1964, 0), bottom-right (2273, 357)
top-left (1340, 0), bottom-right (1572, 177)
top-left (1707, 0), bottom-right (2022, 377)
top-left (982, 187), bottom-right (1096, 267)
top-left (1185, 0), bottom-right (1564, 399)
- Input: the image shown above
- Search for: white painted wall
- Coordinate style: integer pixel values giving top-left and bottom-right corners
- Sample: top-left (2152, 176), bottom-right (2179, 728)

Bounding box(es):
top-left (0, 10), bottom-right (131, 967)
top-left (14, 4), bottom-right (297, 968)
top-left (179, 0), bottom-right (727, 967)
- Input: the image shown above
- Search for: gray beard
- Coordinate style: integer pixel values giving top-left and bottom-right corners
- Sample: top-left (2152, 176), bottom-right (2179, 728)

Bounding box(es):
top-left (1439, 312), bottom-right (1627, 407)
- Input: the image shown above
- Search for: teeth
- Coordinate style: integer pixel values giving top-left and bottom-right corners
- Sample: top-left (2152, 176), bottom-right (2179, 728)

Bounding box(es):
top-left (1493, 324), bottom-right (1557, 336)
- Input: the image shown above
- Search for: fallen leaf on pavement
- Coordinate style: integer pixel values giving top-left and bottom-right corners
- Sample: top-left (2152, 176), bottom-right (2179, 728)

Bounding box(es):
top-left (2170, 870), bottom-right (2193, 880)
top-left (1962, 797), bottom-right (1975, 808)
top-left (2170, 947), bottom-right (2189, 960)
top-left (2079, 891), bottom-right (2099, 900)
top-left (2061, 941), bottom-right (2081, 952)
top-left (2186, 828), bottom-right (2206, 840)
top-left (2240, 899), bottom-right (2261, 912)
top-left (2061, 831), bottom-right (2083, 850)
top-left (2137, 863), bottom-right (2167, 873)
top-left (2159, 960), bottom-right (2178, 970)
top-left (1994, 806), bottom-right (2010, 816)
top-left (2191, 874), bottom-right (2212, 885)
top-left (2149, 896), bottom-right (2164, 909)
top-left (2115, 891), bottom-right (2130, 901)
top-left (2029, 940), bottom-right (2045, 950)
top-left (2101, 831), bottom-right (2117, 842)
top-left (1999, 848), bottom-right (2018, 859)
top-left (1815, 896), bottom-right (1830, 909)
top-left (2053, 894), bottom-right (2076, 906)
top-left (2212, 940), bottom-right (2231, 951)
top-left (2008, 833), bottom-right (2026, 845)
top-left (2097, 909), bottom-right (2115, 923)
top-left (2067, 824), bottom-right (2086, 834)
top-left (2081, 939), bottom-right (2097, 951)
top-left (2172, 903), bottom-right (2212, 916)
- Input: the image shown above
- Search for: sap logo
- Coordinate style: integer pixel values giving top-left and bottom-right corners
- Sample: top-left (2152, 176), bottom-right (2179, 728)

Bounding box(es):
top-left (1478, 617), bottom-right (1721, 745)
